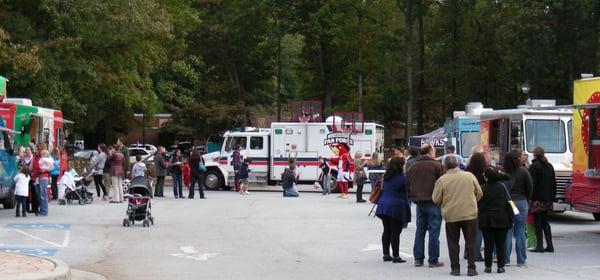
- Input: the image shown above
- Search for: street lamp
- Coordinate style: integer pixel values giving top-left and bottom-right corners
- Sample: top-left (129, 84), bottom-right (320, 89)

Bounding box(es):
top-left (521, 81), bottom-right (530, 99)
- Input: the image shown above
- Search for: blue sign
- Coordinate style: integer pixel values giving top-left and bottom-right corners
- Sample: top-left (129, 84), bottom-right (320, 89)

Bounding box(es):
top-left (0, 247), bottom-right (57, 256)
top-left (5, 223), bottom-right (70, 230)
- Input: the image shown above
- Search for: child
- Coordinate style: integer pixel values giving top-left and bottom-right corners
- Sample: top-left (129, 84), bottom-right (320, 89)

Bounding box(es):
top-left (131, 155), bottom-right (147, 178)
top-left (14, 166), bottom-right (31, 217)
top-left (39, 150), bottom-right (54, 203)
top-left (318, 156), bottom-right (330, 195)
top-left (182, 159), bottom-right (191, 190)
top-left (239, 158), bottom-right (252, 195)
top-left (39, 150), bottom-right (55, 172)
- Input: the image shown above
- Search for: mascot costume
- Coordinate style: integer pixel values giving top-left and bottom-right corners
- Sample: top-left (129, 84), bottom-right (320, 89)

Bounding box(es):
top-left (330, 143), bottom-right (354, 198)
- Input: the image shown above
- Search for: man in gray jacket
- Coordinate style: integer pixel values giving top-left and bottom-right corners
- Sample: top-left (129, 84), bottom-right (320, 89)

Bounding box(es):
top-left (406, 144), bottom-right (445, 268)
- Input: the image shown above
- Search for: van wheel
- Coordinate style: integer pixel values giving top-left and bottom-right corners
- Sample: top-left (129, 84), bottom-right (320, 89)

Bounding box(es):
top-left (593, 213), bottom-right (600, 221)
top-left (204, 171), bottom-right (223, 190)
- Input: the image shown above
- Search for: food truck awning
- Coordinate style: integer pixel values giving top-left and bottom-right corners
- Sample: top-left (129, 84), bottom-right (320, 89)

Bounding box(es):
top-left (409, 127), bottom-right (447, 147)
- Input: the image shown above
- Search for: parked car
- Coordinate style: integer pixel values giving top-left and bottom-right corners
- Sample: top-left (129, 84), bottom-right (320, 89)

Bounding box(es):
top-left (129, 143), bottom-right (157, 154)
top-left (129, 147), bottom-right (152, 164)
top-left (74, 150), bottom-right (98, 160)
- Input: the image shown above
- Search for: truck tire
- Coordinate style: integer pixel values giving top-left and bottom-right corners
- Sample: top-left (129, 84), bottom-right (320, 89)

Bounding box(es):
top-left (2, 194), bottom-right (15, 209)
top-left (204, 171), bottom-right (223, 190)
top-left (593, 213), bottom-right (600, 221)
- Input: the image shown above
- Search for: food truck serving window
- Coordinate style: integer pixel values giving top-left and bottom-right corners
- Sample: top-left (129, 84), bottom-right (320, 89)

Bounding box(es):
top-left (525, 120), bottom-right (566, 153)
top-left (459, 132), bottom-right (479, 158)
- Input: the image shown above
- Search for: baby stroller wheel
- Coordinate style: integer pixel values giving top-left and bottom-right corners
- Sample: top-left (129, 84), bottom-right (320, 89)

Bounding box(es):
top-left (78, 198), bottom-right (85, 205)
top-left (150, 217), bottom-right (154, 225)
top-left (85, 196), bottom-right (93, 204)
top-left (67, 198), bottom-right (74, 205)
top-left (123, 218), bottom-right (129, 227)
top-left (143, 219), bottom-right (149, 227)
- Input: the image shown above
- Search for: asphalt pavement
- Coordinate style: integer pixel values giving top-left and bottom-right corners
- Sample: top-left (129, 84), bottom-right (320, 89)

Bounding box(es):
top-left (1, 184), bottom-right (600, 280)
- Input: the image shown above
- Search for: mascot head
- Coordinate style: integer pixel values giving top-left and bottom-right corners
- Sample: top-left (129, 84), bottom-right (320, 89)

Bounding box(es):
top-left (332, 142), bottom-right (350, 156)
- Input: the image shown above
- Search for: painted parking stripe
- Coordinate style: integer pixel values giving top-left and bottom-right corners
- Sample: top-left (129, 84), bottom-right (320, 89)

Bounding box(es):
top-left (0, 247), bottom-right (57, 256)
top-left (5, 223), bottom-right (70, 230)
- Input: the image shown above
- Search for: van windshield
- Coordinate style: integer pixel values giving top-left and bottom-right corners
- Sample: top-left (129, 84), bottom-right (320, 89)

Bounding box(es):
top-left (525, 120), bottom-right (566, 153)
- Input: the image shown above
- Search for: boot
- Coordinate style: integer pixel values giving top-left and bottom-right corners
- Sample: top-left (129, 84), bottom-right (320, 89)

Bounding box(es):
top-left (15, 210), bottom-right (20, 217)
top-left (543, 224), bottom-right (554, 252)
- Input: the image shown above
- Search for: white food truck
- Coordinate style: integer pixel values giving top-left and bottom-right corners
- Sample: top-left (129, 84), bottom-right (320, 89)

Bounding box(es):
top-left (202, 119), bottom-right (385, 190)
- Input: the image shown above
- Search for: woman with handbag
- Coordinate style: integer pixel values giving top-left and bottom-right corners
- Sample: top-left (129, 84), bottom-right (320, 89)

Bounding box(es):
top-left (503, 149), bottom-right (533, 267)
top-left (478, 166), bottom-right (513, 273)
top-left (528, 147), bottom-right (556, 253)
top-left (354, 152), bottom-right (367, 203)
top-left (375, 157), bottom-right (411, 263)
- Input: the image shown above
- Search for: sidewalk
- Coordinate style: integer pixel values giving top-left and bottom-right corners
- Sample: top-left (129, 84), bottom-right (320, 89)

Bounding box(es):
top-left (0, 252), bottom-right (69, 280)
top-left (0, 253), bottom-right (107, 280)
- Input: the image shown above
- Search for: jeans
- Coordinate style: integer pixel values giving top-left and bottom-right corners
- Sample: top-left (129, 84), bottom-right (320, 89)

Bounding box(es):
top-left (505, 199), bottom-right (528, 265)
top-left (154, 176), bottom-right (165, 197)
top-left (381, 216), bottom-right (404, 258)
top-left (51, 174), bottom-right (59, 200)
top-left (283, 187), bottom-right (299, 197)
top-left (15, 195), bottom-right (27, 216)
top-left (172, 173), bottom-right (183, 198)
top-left (93, 174), bottom-right (107, 197)
top-left (413, 202), bottom-right (442, 264)
top-left (321, 174), bottom-right (330, 194)
top-left (38, 178), bottom-right (49, 215)
top-left (189, 174), bottom-right (205, 198)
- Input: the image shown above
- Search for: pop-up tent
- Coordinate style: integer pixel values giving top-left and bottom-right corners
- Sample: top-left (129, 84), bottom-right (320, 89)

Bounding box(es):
top-left (409, 127), bottom-right (447, 148)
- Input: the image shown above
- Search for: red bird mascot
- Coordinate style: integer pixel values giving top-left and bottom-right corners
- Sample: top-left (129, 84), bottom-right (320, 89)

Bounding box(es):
top-left (330, 143), bottom-right (353, 199)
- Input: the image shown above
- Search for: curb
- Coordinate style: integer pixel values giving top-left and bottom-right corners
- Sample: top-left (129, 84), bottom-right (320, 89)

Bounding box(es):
top-left (3, 253), bottom-right (71, 280)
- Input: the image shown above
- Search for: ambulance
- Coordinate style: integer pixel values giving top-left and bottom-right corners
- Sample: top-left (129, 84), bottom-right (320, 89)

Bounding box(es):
top-left (202, 115), bottom-right (384, 190)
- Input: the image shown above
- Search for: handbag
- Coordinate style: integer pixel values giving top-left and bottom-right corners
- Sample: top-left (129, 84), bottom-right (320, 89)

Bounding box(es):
top-left (198, 160), bottom-right (207, 173)
top-left (368, 181), bottom-right (383, 204)
top-left (500, 182), bottom-right (520, 216)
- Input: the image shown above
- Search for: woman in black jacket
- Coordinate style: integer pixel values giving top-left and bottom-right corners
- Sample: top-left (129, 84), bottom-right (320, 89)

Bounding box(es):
top-left (479, 167), bottom-right (513, 273)
top-left (528, 147), bottom-right (556, 253)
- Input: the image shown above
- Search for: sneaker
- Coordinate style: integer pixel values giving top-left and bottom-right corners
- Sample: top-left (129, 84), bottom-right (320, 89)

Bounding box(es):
top-left (450, 270), bottom-right (460, 276)
top-left (244, 191), bottom-right (251, 195)
top-left (429, 262), bottom-right (444, 268)
top-left (517, 263), bottom-right (528, 268)
top-left (484, 267), bottom-right (492, 273)
top-left (497, 267), bottom-right (505, 273)
top-left (414, 260), bottom-right (424, 267)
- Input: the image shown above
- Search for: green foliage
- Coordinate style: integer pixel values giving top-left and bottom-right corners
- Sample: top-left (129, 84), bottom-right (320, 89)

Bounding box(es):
top-left (1, 0), bottom-right (600, 143)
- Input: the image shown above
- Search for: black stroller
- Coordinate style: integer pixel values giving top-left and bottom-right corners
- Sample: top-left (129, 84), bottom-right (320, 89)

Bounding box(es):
top-left (59, 171), bottom-right (94, 205)
top-left (123, 178), bottom-right (154, 227)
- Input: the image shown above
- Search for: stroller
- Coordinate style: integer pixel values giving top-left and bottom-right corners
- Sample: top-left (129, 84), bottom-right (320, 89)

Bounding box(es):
top-left (58, 170), bottom-right (94, 205)
top-left (123, 177), bottom-right (154, 227)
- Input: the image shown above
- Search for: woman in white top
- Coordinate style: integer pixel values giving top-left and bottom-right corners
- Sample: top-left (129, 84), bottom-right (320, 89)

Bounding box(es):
top-left (14, 166), bottom-right (31, 217)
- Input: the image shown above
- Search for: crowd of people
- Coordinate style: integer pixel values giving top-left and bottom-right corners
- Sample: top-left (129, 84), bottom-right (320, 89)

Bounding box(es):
top-left (13, 143), bottom-right (61, 217)
top-left (372, 143), bottom-right (557, 276)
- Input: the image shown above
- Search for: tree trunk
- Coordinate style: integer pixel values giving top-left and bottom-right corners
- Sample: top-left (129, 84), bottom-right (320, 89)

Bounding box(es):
top-left (403, 0), bottom-right (415, 146)
top-left (357, 2), bottom-right (364, 113)
top-left (319, 34), bottom-right (332, 109)
top-left (276, 25), bottom-right (283, 122)
top-left (417, 1), bottom-right (425, 135)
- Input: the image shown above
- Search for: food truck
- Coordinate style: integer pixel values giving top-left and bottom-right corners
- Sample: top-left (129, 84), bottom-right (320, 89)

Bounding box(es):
top-left (566, 77), bottom-right (600, 220)
top-left (444, 102), bottom-right (492, 162)
top-left (479, 100), bottom-right (573, 211)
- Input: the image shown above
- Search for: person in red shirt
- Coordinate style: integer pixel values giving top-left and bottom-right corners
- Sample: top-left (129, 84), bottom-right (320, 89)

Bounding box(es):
top-left (182, 159), bottom-right (191, 190)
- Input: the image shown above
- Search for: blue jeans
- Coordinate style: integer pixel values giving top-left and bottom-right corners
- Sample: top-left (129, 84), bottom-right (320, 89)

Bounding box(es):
top-left (505, 199), bottom-right (528, 265)
top-left (172, 173), bottom-right (183, 198)
top-left (38, 178), bottom-right (49, 216)
top-left (189, 174), bottom-right (205, 199)
top-left (413, 202), bottom-right (442, 264)
top-left (322, 174), bottom-right (330, 194)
